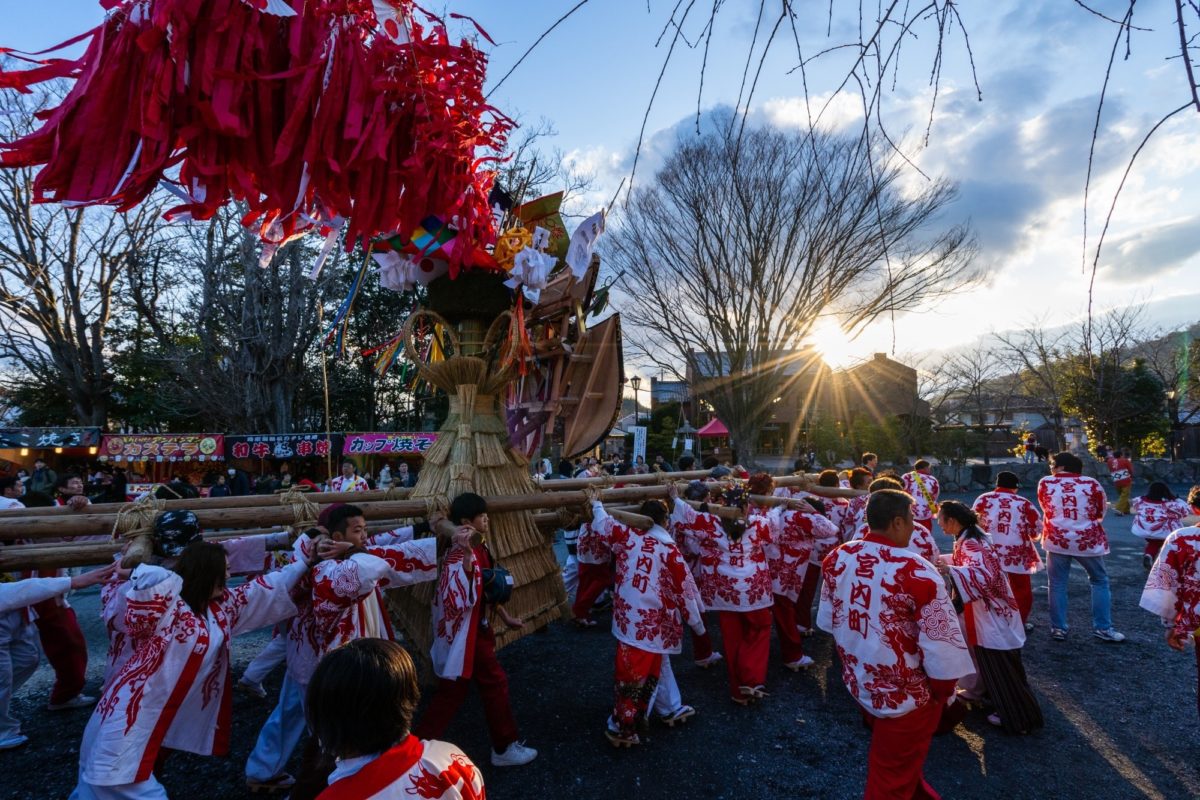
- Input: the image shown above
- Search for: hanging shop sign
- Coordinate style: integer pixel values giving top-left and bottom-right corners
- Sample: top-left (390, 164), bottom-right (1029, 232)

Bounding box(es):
top-left (100, 434), bottom-right (224, 462)
top-left (0, 427), bottom-right (102, 449)
top-left (225, 433), bottom-right (343, 460)
top-left (342, 432), bottom-right (437, 455)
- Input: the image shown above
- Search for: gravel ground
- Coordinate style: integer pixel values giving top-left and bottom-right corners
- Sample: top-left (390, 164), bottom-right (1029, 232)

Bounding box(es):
top-left (5, 489), bottom-right (1199, 800)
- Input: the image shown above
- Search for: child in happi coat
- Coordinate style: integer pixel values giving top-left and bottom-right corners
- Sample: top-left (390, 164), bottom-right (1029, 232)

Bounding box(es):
top-left (307, 639), bottom-right (484, 799)
top-left (245, 505), bottom-right (444, 795)
top-left (417, 493), bottom-right (537, 768)
top-left (1140, 486), bottom-right (1200, 721)
top-left (843, 468), bottom-right (874, 540)
top-left (71, 540), bottom-right (312, 800)
top-left (672, 485), bottom-right (774, 704)
top-left (815, 470), bottom-right (855, 544)
top-left (972, 472), bottom-right (1043, 625)
top-left (1132, 482), bottom-right (1192, 569)
top-left (670, 481), bottom-right (723, 668)
top-left (938, 502), bottom-right (1043, 735)
top-left (587, 494), bottom-right (706, 745)
top-left (571, 515), bottom-right (615, 628)
top-left (818, 490), bottom-right (974, 799)
top-left (0, 565), bottom-right (116, 752)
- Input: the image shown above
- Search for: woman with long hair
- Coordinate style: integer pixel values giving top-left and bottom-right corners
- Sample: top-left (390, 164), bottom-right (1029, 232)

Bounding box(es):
top-left (71, 540), bottom-right (310, 799)
top-left (937, 501), bottom-right (1043, 735)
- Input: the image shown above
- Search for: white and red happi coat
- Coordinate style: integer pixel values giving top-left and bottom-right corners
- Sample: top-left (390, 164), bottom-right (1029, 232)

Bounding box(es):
top-left (327, 475), bottom-right (369, 493)
top-left (821, 496), bottom-right (854, 543)
top-left (1037, 473), bottom-right (1108, 556)
top-left (844, 494), bottom-right (869, 541)
top-left (98, 533), bottom-right (298, 693)
top-left (945, 536), bottom-right (1025, 650)
top-left (670, 499), bottom-right (774, 612)
top-left (1140, 527), bottom-right (1200, 638)
top-left (765, 507), bottom-right (840, 601)
top-left (575, 521), bottom-right (612, 566)
top-left (853, 520), bottom-right (940, 566)
top-left (972, 489), bottom-right (1043, 574)
top-left (431, 544), bottom-right (492, 681)
top-left (318, 736), bottom-right (483, 800)
top-left (817, 537), bottom-right (973, 718)
top-left (588, 502), bottom-right (705, 654)
top-left (901, 471), bottom-right (941, 522)
top-left (1131, 498), bottom-right (1192, 541)
top-left (301, 539), bottom-right (438, 685)
top-left (81, 560), bottom-right (306, 785)
top-left (0, 575), bottom-right (70, 614)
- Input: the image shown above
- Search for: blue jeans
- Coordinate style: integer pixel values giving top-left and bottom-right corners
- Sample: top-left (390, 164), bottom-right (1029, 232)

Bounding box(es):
top-left (1046, 551), bottom-right (1112, 632)
top-left (245, 673), bottom-right (306, 781)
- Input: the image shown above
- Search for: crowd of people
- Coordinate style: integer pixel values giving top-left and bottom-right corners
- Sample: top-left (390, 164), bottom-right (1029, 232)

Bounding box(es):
top-left (0, 450), bottom-right (1197, 799)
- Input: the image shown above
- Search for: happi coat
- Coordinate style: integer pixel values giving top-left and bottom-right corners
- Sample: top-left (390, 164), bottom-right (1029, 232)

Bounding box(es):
top-left (1131, 497), bottom-right (1193, 541)
top-left (852, 520), bottom-right (941, 566)
top-left (765, 506), bottom-right (840, 601)
top-left (945, 536), bottom-right (1026, 650)
top-left (670, 499), bottom-right (774, 613)
top-left (1037, 473), bottom-right (1108, 556)
top-left (318, 736), bottom-right (484, 800)
top-left (327, 475), bottom-right (370, 493)
top-left (0, 575), bottom-right (71, 614)
top-left (818, 536), bottom-right (973, 718)
top-left (901, 471), bottom-right (941, 522)
top-left (431, 542), bottom-right (497, 681)
top-left (1140, 527), bottom-right (1200, 638)
top-left (587, 501), bottom-right (705, 654)
top-left (972, 489), bottom-right (1043, 574)
top-left (80, 560), bottom-right (306, 785)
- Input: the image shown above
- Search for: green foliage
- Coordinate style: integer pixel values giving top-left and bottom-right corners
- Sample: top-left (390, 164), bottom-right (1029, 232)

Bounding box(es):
top-left (1139, 430), bottom-right (1168, 458)
top-left (1060, 356), bottom-right (1166, 449)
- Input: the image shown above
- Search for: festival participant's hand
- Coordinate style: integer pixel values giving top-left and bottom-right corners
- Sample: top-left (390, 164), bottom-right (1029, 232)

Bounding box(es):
top-left (1165, 629), bottom-right (1188, 652)
top-left (67, 495), bottom-right (89, 512)
top-left (317, 539), bottom-right (353, 561)
top-left (70, 562), bottom-right (119, 590)
top-left (451, 527), bottom-right (474, 551)
top-left (667, 482), bottom-right (679, 501)
top-left (500, 608), bottom-right (526, 631)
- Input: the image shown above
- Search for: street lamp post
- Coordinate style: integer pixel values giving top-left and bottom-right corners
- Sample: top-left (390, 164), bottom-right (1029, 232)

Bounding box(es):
top-left (630, 375), bottom-right (642, 427)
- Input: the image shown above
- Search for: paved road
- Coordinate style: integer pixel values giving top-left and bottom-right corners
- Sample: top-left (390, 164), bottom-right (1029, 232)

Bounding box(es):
top-left (6, 489), bottom-right (1199, 799)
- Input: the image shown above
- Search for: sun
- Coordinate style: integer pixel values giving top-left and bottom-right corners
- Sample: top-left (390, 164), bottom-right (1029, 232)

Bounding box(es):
top-left (807, 320), bottom-right (864, 369)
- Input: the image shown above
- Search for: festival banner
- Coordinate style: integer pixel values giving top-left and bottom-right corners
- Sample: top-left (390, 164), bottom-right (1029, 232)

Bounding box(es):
top-left (225, 433), bottom-right (343, 461)
top-left (0, 427), bottom-right (103, 449)
top-left (100, 434), bottom-right (224, 463)
top-left (342, 432), bottom-right (437, 456)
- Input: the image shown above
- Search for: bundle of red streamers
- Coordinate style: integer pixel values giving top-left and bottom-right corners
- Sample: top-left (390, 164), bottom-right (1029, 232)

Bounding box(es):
top-left (0, 0), bottom-right (512, 275)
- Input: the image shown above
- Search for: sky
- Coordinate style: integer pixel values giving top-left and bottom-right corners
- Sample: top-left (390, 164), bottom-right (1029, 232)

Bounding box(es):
top-left (8, 1), bottom-right (1200, 373)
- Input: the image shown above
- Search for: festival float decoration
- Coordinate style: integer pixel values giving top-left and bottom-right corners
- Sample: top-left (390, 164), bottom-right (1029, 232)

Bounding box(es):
top-left (0, 0), bottom-right (626, 654)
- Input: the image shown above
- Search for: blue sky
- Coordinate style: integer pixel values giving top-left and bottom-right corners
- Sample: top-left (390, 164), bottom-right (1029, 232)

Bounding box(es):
top-left (9, 1), bottom-right (1200, 367)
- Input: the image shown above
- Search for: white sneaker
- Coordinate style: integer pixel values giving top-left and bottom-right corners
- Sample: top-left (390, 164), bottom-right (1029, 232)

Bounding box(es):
top-left (237, 678), bottom-right (268, 699)
top-left (784, 655), bottom-right (815, 672)
top-left (47, 693), bottom-right (96, 711)
top-left (491, 740), bottom-right (537, 767)
top-left (1093, 628), bottom-right (1126, 643)
top-left (0, 733), bottom-right (29, 750)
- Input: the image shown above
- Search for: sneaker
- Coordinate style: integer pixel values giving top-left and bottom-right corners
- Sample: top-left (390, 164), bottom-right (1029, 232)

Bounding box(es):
top-left (0, 734), bottom-right (29, 751)
top-left (492, 741), bottom-right (537, 767)
top-left (657, 705), bottom-right (696, 727)
top-left (693, 652), bottom-right (723, 669)
top-left (1050, 628), bottom-right (1068, 641)
top-left (47, 693), bottom-right (96, 711)
top-left (784, 655), bottom-right (815, 672)
top-left (246, 774), bottom-right (295, 794)
top-left (1142, 553), bottom-right (1153, 570)
top-left (237, 678), bottom-right (267, 699)
top-left (1093, 627), bottom-right (1126, 643)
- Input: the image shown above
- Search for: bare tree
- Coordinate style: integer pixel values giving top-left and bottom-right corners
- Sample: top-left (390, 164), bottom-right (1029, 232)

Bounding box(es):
top-left (605, 118), bottom-right (977, 465)
top-left (0, 88), bottom-right (166, 426)
top-left (933, 342), bottom-right (1019, 466)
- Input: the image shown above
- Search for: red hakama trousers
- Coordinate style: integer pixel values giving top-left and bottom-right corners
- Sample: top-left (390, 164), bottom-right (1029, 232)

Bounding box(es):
top-left (796, 563), bottom-right (822, 630)
top-left (718, 608), bottom-right (772, 698)
top-left (770, 595), bottom-right (805, 664)
top-left (414, 626), bottom-right (519, 751)
top-left (1005, 572), bottom-right (1033, 625)
top-left (611, 644), bottom-right (663, 736)
top-left (863, 697), bottom-right (943, 800)
top-left (691, 622), bottom-right (714, 662)
top-left (1143, 538), bottom-right (1165, 560)
top-left (572, 562), bottom-right (612, 621)
top-left (31, 600), bottom-right (87, 705)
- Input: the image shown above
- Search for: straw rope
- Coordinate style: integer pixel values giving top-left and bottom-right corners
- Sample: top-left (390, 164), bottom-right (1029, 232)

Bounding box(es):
top-left (111, 494), bottom-right (166, 542)
top-left (278, 486), bottom-right (320, 531)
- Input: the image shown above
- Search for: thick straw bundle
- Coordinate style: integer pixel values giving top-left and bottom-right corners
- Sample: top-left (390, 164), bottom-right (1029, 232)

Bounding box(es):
top-left (389, 310), bottom-right (568, 655)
